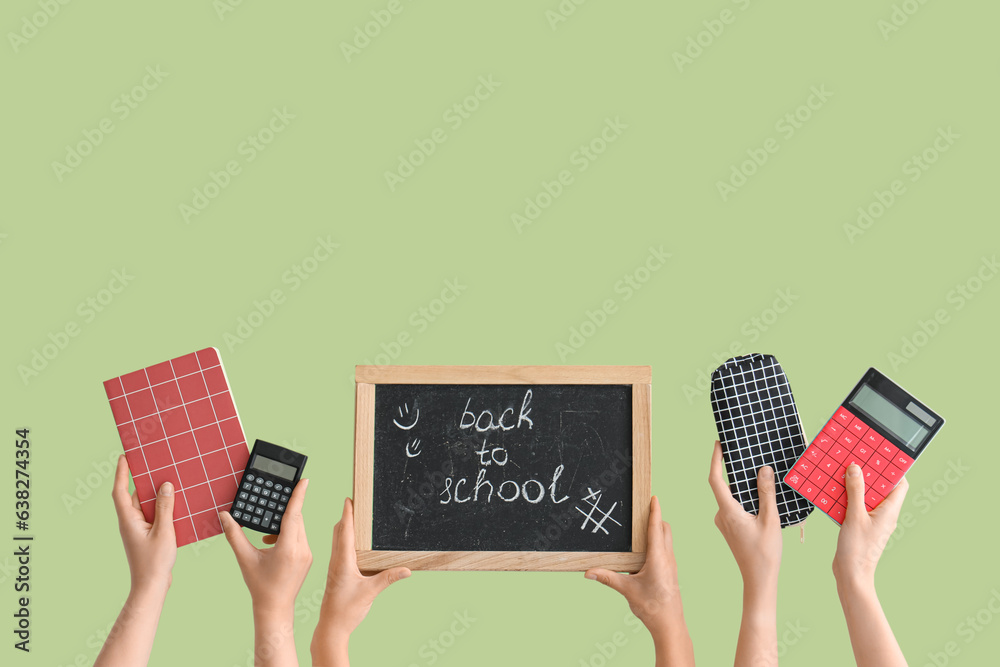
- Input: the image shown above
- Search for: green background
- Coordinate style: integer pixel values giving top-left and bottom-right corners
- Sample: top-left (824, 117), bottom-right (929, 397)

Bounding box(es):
top-left (3, 1), bottom-right (998, 665)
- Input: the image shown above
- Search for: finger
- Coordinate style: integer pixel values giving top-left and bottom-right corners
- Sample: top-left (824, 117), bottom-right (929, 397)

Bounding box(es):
top-left (150, 482), bottom-right (176, 539)
top-left (873, 476), bottom-right (909, 524)
top-left (278, 478), bottom-right (310, 542)
top-left (220, 510), bottom-right (257, 564)
top-left (111, 456), bottom-right (133, 518)
top-left (131, 489), bottom-right (141, 512)
top-left (334, 497), bottom-right (357, 561)
top-left (646, 496), bottom-right (665, 554)
top-left (584, 568), bottom-right (631, 597)
top-left (843, 464), bottom-right (868, 524)
top-left (756, 466), bottom-right (778, 525)
top-left (369, 567), bottom-right (411, 595)
top-left (709, 441), bottom-right (740, 510)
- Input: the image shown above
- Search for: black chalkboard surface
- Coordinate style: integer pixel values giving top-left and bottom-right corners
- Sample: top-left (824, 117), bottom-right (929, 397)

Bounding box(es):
top-left (353, 366), bottom-right (651, 572)
top-left (371, 384), bottom-right (633, 552)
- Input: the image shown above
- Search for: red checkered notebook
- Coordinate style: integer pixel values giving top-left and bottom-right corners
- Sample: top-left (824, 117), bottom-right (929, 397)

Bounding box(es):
top-left (103, 347), bottom-right (249, 546)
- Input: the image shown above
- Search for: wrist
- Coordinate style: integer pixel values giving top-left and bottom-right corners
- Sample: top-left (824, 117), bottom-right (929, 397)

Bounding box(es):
top-left (252, 600), bottom-right (295, 626)
top-left (129, 576), bottom-right (171, 601)
top-left (834, 569), bottom-right (877, 597)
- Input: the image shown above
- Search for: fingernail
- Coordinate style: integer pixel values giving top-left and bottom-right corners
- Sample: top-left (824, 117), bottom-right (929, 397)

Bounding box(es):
top-left (761, 466), bottom-right (774, 479)
top-left (159, 482), bottom-right (173, 496)
top-left (401, 570), bottom-right (411, 579)
top-left (847, 465), bottom-right (861, 477)
top-left (584, 573), bottom-right (596, 580)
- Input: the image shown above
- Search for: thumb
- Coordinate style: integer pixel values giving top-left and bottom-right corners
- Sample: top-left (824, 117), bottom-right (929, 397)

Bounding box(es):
top-left (150, 482), bottom-right (175, 538)
top-left (585, 568), bottom-right (630, 597)
top-left (756, 466), bottom-right (778, 525)
top-left (843, 464), bottom-right (868, 524)
top-left (370, 567), bottom-right (411, 595)
top-left (220, 511), bottom-right (256, 565)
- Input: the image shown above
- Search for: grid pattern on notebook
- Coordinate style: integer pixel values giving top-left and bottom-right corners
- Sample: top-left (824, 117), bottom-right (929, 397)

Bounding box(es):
top-left (711, 354), bottom-right (814, 527)
top-left (103, 347), bottom-right (249, 547)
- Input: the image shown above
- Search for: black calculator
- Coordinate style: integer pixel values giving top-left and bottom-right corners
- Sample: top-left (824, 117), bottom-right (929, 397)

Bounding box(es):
top-left (232, 439), bottom-right (307, 534)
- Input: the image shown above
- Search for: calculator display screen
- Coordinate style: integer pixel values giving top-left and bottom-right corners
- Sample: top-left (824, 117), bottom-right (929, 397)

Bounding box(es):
top-left (251, 454), bottom-right (297, 481)
top-left (849, 384), bottom-right (929, 451)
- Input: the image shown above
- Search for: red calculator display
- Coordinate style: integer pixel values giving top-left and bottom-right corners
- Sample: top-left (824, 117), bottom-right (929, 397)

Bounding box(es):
top-left (784, 368), bottom-right (944, 524)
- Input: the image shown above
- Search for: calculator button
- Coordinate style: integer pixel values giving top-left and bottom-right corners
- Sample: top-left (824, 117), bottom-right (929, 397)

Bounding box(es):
top-left (823, 420), bottom-right (844, 439)
top-left (255, 507), bottom-right (264, 516)
top-left (874, 477), bottom-right (893, 496)
top-left (806, 447), bottom-right (824, 463)
top-left (809, 470), bottom-right (828, 487)
top-left (819, 456), bottom-right (838, 475)
top-left (255, 477), bottom-right (264, 484)
top-left (815, 492), bottom-right (835, 510)
top-left (865, 488), bottom-right (884, 511)
top-left (262, 512), bottom-right (272, 529)
top-left (828, 503), bottom-right (846, 523)
top-left (828, 445), bottom-right (850, 464)
top-left (848, 418), bottom-right (868, 437)
top-left (239, 492), bottom-right (249, 501)
top-left (280, 494), bottom-right (289, 503)
top-left (252, 485), bottom-right (261, 494)
top-left (893, 452), bottom-right (914, 472)
top-left (261, 489), bottom-right (271, 498)
top-left (268, 501), bottom-right (277, 510)
top-left (879, 442), bottom-right (897, 458)
top-left (813, 433), bottom-right (836, 451)
top-left (251, 516), bottom-right (261, 525)
top-left (854, 444), bottom-right (874, 462)
top-left (232, 511), bottom-right (242, 519)
top-left (834, 407), bottom-right (854, 426)
top-left (794, 460), bottom-right (814, 475)
top-left (242, 481), bottom-right (252, 490)
top-left (881, 464), bottom-right (903, 484)
top-left (870, 456), bottom-right (887, 472)
top-left (274, 485), bottom-right (284, 493)
top-left (265, 480), bottom-right (274, 488)
top-left (824, 479), bottom-right (845, 500)
top-left (863, 430), bottom-right (884, 448)
top-left (839, 432), bottom-right (858, 448)
top-left (235, 501), bottom-right (245, 510)
top-left (799, 481), bottom-right (821, 501)
top-left (277, 504), bottom-right (286, 512)
top-left (785, 471), bottom-right (805, 488)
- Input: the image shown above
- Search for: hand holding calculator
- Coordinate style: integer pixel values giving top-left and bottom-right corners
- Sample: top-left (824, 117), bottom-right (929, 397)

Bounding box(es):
top-left (784, 368), bottom-right (944, 524)
top-left (232, 439), bottom-right (308, 534)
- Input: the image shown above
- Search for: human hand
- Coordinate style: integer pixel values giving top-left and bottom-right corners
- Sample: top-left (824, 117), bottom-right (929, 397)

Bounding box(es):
top-left (111, 455), bottom-right (177, 594)
top-left (833, 464), bottom-right (909, 588)
top-left (221, 479), bottom-right (313, 613)
top-left (708, 441), bottom-right (782, 589)
top-left (585, 497), bottom-right (686, 637)
top-left (312, 498), bottom-right (411, 648)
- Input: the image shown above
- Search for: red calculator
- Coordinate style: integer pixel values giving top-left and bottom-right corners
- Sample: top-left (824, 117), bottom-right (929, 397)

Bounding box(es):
top-left (783, 368), bottom-right (944, 524)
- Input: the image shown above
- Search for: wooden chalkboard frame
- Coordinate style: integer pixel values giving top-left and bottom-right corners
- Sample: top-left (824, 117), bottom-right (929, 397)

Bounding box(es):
top-left (353, 365), bottom-right (652, 572)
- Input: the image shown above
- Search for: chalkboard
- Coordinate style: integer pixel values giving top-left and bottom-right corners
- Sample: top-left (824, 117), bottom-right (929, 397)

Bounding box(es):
top-left (353, 366), bottom-right (651, 572)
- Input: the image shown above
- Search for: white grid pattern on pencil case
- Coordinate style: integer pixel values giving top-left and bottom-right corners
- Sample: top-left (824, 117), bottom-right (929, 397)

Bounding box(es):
top-left (113, 362), bottom-right (222, 399)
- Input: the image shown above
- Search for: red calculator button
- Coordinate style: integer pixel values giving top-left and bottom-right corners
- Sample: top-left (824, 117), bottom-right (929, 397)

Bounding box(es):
top-left (863, 467), bottom-right (876, 484)
top-left (795, 459), bottom-right (814, 475)
top-left (865, 490), bottom-right (884, 512)
top-left (823, 420), bottom-right (844, 439)
top-left (835, 491), bottom-right (849, 508)
top-left (863, 430), bottom-right (884, 448)
top-left (829, 445), bottom-right (850, 463)
top-left (799, 481), bottom-right (821, 501)
top-left (805, 447), bottom-right (824, 463)
top-left (785, 471), bottom-right (805, 489)
top-left (894, 452), bottom-right (914, 472)
top-left (848, 418), bottom-right (868, 437)
top-left (870, 456), bottom-right (887, 472)
top-left (854, 444), bottom-right (874, 462)
top-left (813, 433), bottom-right (836, 451)
top-left (879, 442), bottom-right (898, 458)
top-left (815, 493), bottom-right (835, 511)
top-left (839, 432), bottom-right (858, 448)
top-left (824, 479), bottom-right (845, 500)
top-left (834, 407), bottom-right (854, 426)
top-left (819, 456), bottom-right (839, 475)
top-left (809, 470), bottom-right (829, 487)
top-left (828, 503), bottom-right (846, 523)
top-left (882, 463), bottom-right (903, 484)
top-left (874, 478), bottom-right (893, 497)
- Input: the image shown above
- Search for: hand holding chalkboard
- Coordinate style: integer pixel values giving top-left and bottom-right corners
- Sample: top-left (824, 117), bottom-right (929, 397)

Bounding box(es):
top-left (352, 366), bottom-right (652, 572)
